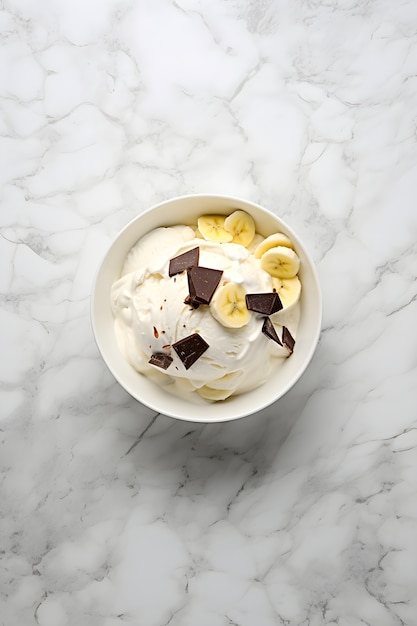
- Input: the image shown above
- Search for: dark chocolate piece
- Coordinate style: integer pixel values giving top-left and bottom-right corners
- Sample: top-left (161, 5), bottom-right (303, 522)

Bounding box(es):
top-left (262, 317), bottom-right (282, 345)
top-left (187, 266), bottom-right (223, 306)
top-left (282, 326), bottom-right (295, 354)
top-left (172, 333), bottom-right (209, 369)
top-left (149, 352), bottom-right (173, 370)
top-left (184, 294), bottom-right (200, 308)
top-left (246, 292), bottom-right (283, 315)
top-left (169, 247), bottom-right (200, 276)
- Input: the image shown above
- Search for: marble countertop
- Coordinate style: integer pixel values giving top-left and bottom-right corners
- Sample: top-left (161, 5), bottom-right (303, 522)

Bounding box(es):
top-left (2, 0), bottom-right (417, 624)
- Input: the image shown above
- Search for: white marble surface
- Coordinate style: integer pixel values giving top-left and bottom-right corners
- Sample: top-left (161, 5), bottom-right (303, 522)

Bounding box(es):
top-left (1, 0), bottom-right (417, 624)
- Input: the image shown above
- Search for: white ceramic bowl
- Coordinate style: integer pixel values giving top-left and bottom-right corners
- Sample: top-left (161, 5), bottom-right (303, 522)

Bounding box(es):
top-left (91, 194), bottom-right (322, 422)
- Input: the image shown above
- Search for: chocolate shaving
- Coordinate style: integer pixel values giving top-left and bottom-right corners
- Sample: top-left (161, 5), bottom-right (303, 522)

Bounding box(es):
top-left (172, 333), bottom-right (209, 369)
top-left (149, 352), bottom-right (173, 370)
top-left (282, 326), bottom-right (295, 354)
top-left (153, 326), bottom-right (159, 338)
top-left (246, 292), bottom-right (283, 315)
top-left (262, 317), bottom-right (282, 345)
top-left (187, 266), bottom-right (223, 306)
top-left (169, 247), bottom-right (200, 276)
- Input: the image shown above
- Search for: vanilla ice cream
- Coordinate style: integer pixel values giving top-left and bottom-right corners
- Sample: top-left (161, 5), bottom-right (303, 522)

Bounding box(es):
top-left (111, 212), bottom-right (301, 402)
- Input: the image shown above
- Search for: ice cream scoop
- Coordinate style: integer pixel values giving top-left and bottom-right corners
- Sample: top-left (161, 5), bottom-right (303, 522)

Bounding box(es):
top-left (111, 219), bottom-right (300, 402)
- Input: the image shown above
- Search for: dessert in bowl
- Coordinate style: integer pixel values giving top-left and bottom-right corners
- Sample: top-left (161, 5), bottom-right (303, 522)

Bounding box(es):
top-left (91, 194), bottom-right (322, 422)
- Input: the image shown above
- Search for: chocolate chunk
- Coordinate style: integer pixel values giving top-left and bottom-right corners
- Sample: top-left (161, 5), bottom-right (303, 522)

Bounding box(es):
top-left (169, 247), bottom-right (200, 276)
top-left (262, 317), bottom-right (282, 345)
top-left (187, 266), bottom-right (223, 306)
top-left (172, 333), bottom-right (209, 369)
top-left (246, 292), bottom-right (283, 315)
top-left (184, 294), bottom-right (200, 308)
top-left (149, 352), bottom-right (173, 370)
top-left (282, 326), bottom-right (295, 354)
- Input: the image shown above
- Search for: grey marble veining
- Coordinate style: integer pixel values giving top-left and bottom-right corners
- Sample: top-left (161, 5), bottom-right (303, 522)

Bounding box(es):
top-left (1, 0), bottom-right (417, 624)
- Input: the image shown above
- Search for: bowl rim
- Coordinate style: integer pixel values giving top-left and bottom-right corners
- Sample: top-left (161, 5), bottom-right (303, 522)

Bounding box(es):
top-left (91, 193), bottom-right (322, 422)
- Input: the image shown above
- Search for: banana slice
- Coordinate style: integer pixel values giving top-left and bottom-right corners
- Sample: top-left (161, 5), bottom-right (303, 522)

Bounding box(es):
top-left (190, 224), bottom-right (204, 238)
top-left (197, 371), bottom-right (242, 401)
top-left (272, 276), bottom-right (301, 309)
top-left (254, 232), bottom-right (294, 259)
top-left (260, 246), bottom-right (300, 279)
top-left (210, 282), bottom-right (251, 328)
top-left (247, 233), bottom-right (265, 254)
top-left (197, 386), bottom-right (234, 401)
top-left (224, 210), bottom-right (256, 247)
top-left (197, 215), bottom-right (233, 243)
